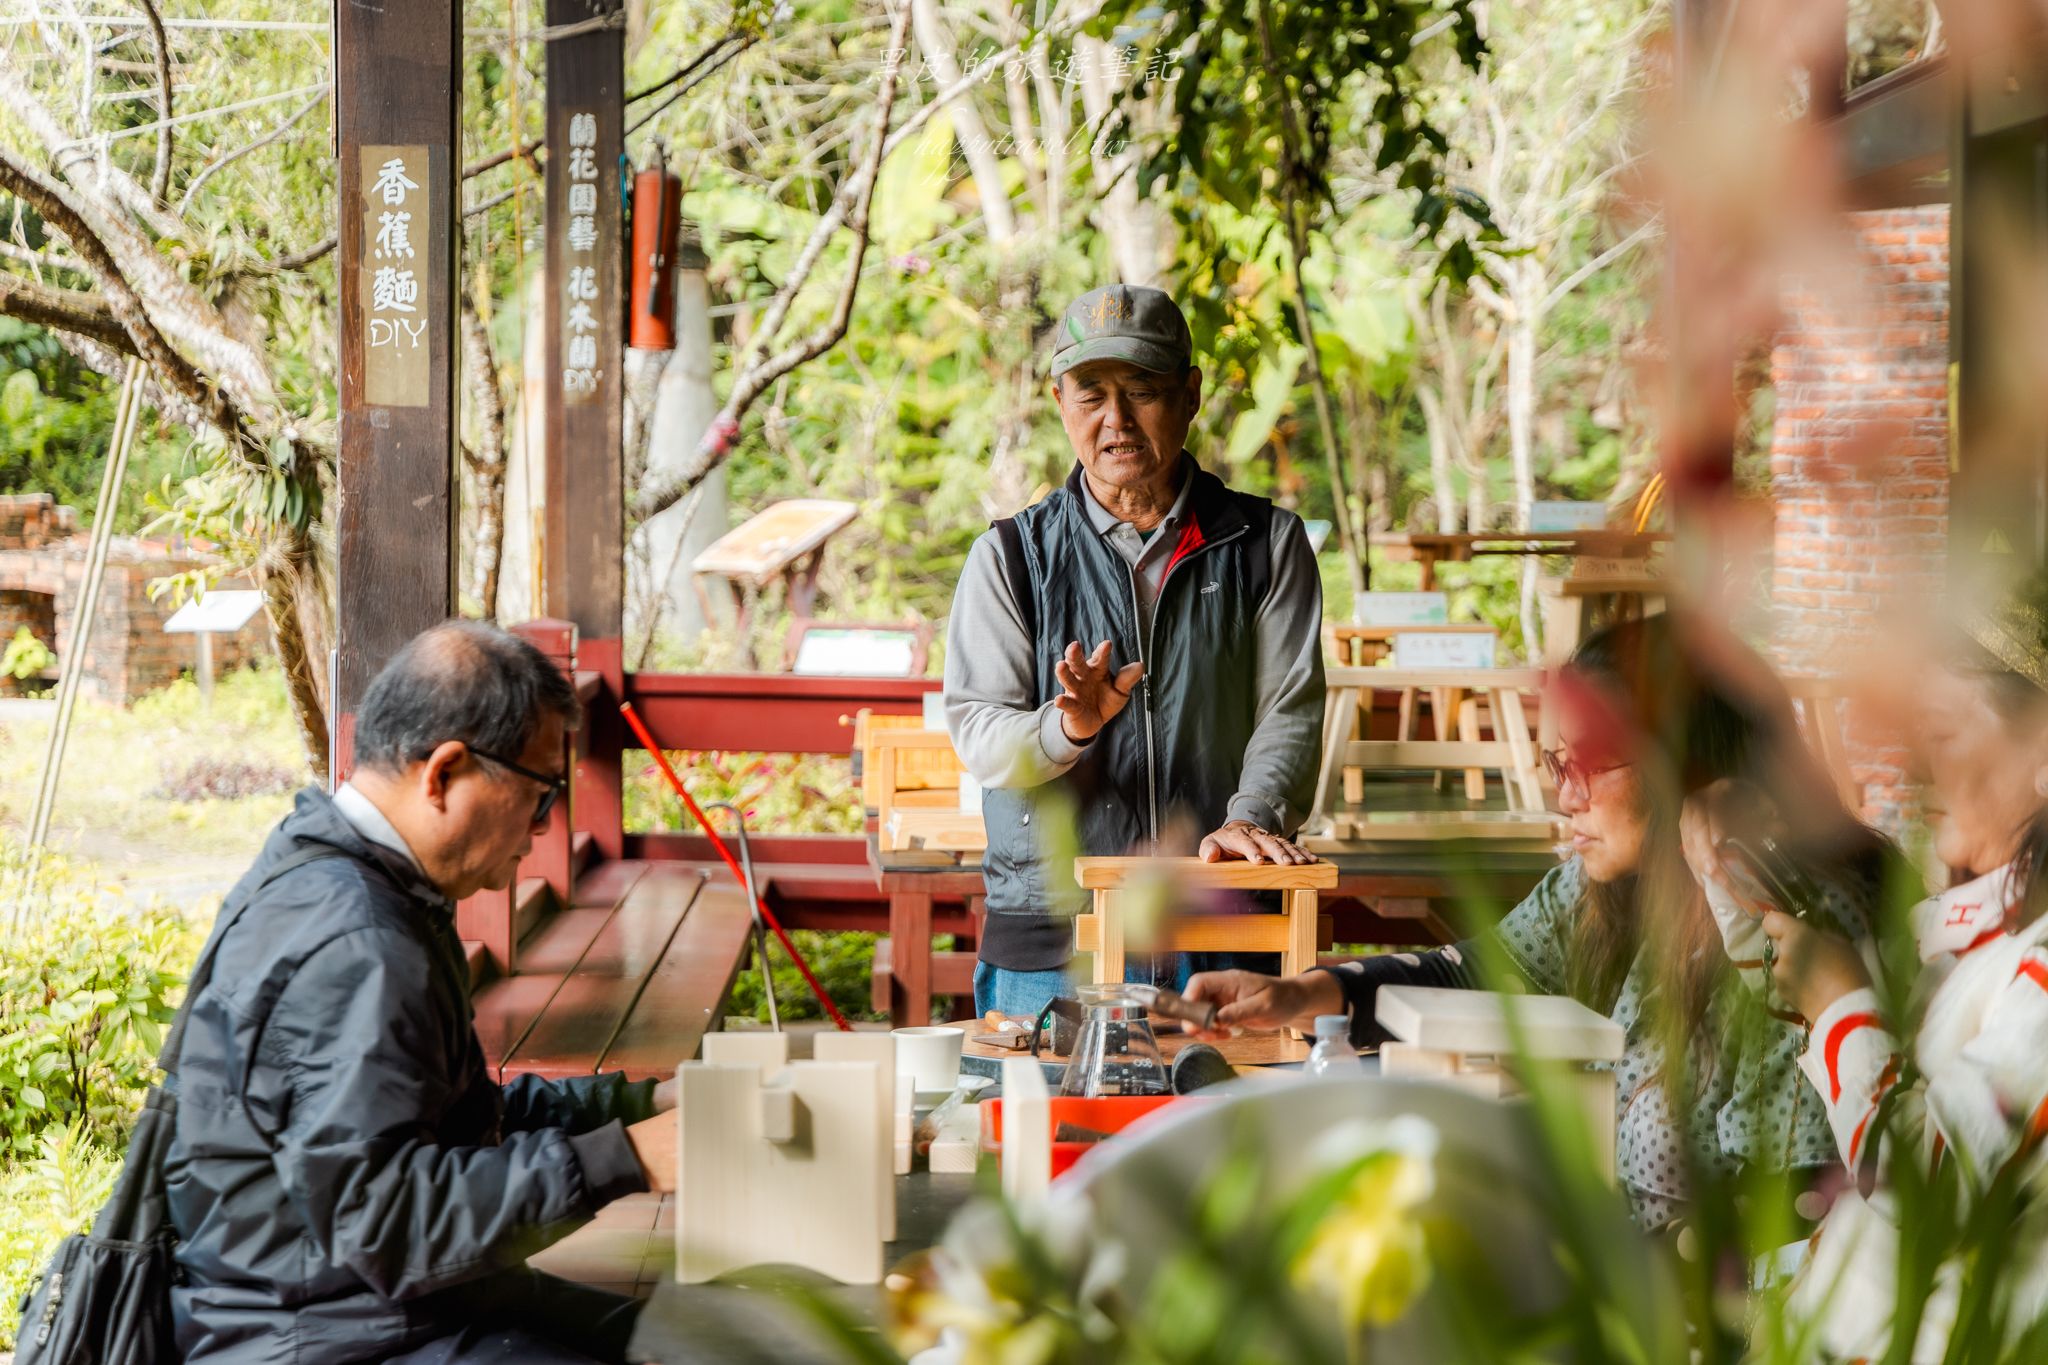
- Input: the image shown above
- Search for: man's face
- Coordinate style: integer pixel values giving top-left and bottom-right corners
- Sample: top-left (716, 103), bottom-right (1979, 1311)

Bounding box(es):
top-left (1053, 360), bottom-right (1202, 492)
top-left (441, 712), bottom-right (565, 898)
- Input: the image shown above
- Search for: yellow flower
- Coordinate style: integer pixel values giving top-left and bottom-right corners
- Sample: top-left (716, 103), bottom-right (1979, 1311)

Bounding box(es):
top-left (1290, 1150), bottom-right (1434, 1332)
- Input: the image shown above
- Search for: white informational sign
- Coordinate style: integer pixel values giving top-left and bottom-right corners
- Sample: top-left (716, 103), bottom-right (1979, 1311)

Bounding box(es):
top-left (1392, 631), bottom-right (1497, 668)
top-left (1302, 519), bottom-right (1333, 554)
top-left (1355, 591), bottom-right (1450, 627)
top-left (791, 628), bottom-right (921, 677)
top-left (921, 690), bottom-right (948, 730)
top-left (1528, 501), bottom-right (1610, 533)
top-left (163, 590), bottom-right (265, 635)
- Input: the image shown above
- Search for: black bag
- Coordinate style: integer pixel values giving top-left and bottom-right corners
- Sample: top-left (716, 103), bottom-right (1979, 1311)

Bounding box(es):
top-left (15, 846), bottom-right (339, 1364)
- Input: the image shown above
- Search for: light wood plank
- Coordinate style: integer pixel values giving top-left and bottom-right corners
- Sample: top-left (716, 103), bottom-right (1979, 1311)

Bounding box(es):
top-left (1074, 911), bottom-right (1333, 955)
top-left (1072, 856), bottom-right (1339, 890)
top-left (1327, 665), bottom-right (1546, 690)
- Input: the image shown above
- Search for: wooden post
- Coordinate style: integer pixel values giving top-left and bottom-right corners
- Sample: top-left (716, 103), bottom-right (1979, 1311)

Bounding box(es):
top-left (543, 0), bottom-right (626, 634)
top-left (544, 0), bottom-right (627, 860)
top-left (333, 0), bottom-right (460, 775)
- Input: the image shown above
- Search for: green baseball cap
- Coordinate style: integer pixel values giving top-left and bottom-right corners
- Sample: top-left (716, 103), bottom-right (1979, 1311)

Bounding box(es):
top-left (1049, 284), bottom-right (1193, 379)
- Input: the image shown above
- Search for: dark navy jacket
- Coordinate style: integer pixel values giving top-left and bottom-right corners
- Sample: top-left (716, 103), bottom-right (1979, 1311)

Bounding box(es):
top-left (165, 788), bottom-right (651, 1363)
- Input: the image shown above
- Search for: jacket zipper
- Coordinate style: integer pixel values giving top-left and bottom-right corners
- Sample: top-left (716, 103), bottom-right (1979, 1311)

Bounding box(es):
top-left (1123, 522), bottom-right (1248, 848)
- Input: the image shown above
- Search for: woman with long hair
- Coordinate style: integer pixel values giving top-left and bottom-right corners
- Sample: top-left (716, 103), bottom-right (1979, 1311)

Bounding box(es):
top-left (1185, 611), bottom-right (1896, 1230)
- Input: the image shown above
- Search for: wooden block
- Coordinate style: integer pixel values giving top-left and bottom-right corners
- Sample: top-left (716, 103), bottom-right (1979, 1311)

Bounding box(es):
top-left (1326, 665), bottom-right (1544, 691)
top-left (1374, 986), bottom-right (1624, 1063)
top-left (1074, 911), bottom-right (1333, 956)
top-left (1341, 739), bottom-right (1517, 771)
top-left (702, 1031), bottom-right (790, 1075)
top-left (1284, 888), bottom-right (1319, 978)
top-left (675, 1060), bottom-right (884, 1284)
top-left (893, 1071), bottom-right (915, 1176)
top-left (1000, 1056), bottom-right (1050, 1206)
top-left (758, 1084), bottom-right (799, 1143)
top-left (1072, 857), bottom-right (1339, 891)
top-left (814, 1031), bottom-right (898, 1240)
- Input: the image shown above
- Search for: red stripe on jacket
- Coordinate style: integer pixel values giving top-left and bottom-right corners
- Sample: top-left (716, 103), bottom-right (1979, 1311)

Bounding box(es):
top-left (1163, 515), bottom-right (1207, 577)
top-left (1824, 1011), bottom-right (1884, 1103)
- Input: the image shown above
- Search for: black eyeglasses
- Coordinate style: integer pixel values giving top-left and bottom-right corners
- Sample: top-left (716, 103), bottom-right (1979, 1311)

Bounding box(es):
top-left (469, 746), bottom-right (568, 825)
top-left (1541, 746), bottom-right (1632, 800)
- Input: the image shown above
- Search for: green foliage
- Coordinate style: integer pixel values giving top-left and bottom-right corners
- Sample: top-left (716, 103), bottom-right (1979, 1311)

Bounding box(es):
top-left (725, 930), bottom-right (893, 1025)
top-left (0, 319), bottom-right (188, 531)
top-left (623, 749), bottom-right (861, 836)
top-left (0, 1126), bottom-right (124, 1351)
top-left (3, 626), bottom-right (54, 683)
top-left (0, 842), bottom-right (200, 1159)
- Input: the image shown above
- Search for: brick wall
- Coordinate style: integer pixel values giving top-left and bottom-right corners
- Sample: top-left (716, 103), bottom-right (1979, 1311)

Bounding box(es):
top-left (1770, 204), bottom-right (1950, 833)
top-left (0, 493), bottom-right (266, 704)
top-left (0, 494), bottom-right (77, 550)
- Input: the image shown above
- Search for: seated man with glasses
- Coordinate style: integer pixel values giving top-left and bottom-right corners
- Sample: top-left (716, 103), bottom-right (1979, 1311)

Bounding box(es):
top-left (1181, 613), bottom-right (1891, 1234)
top-left (166, 621), bottom-right (669, 1365)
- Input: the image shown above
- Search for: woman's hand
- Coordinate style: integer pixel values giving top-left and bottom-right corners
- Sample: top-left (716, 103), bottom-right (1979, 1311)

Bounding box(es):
top-left (1182, 969), bottom-right (1344, 1038)
top-left (1761, 910), bottom-right (1872, 1022)
top-left (1680, 778), bottom-right (1783, 914)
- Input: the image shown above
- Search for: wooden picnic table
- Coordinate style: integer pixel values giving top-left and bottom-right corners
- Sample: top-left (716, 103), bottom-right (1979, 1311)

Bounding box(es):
top-left (1370, 530), bottom-right (1669, 590)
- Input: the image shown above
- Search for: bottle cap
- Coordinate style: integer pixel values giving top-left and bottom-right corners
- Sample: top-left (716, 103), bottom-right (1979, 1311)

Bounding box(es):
top-left (1313, 1014), bottom-right (1349, 1039)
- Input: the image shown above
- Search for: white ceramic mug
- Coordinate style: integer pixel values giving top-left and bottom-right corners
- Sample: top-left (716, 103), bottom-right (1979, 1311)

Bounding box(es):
top-left (891, 1025), bottom-right (965, 1092)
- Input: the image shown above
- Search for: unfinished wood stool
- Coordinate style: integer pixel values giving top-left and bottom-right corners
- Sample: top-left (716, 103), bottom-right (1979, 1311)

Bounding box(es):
top-left (1070, 856), bottom-right (1339, 985)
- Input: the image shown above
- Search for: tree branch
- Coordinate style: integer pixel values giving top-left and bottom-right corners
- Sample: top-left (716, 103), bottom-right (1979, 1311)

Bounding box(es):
top-left (1539, 217), bottom-right (1658, 315)
top-left (0, 147), bottom-right (252, 462)
top-left (0, 270), bottom-right (134, 353)
top-left (138, 0), bottom-right (174, 207)
top-left (631, 3), bottom-right (914, 523)
top-left (178, 87), bottom-right (328, 216)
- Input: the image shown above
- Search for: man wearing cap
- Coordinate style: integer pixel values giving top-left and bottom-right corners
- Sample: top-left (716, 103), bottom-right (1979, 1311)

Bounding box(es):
top-left (943, 284), bottom-right (1327, 1018)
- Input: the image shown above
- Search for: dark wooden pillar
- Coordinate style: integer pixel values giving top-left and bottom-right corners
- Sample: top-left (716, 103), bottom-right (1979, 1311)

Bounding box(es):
top-left (333, 1), bottom-right (461, 777)
top-left (544, 0), bottom-right (627, 860)
top-left (1952, 38), bottom-right (2048, 579)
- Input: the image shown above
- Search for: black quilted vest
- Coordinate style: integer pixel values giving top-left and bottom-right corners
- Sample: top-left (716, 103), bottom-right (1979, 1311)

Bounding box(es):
top-left (978, 460), bottom-right (1273, 969)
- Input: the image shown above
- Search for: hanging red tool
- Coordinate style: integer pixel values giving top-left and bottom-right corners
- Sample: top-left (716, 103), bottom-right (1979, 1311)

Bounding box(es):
top-left (619, 701), bottom-right (852, 1030)
top-left (628, 143), bottom-right (682, 351)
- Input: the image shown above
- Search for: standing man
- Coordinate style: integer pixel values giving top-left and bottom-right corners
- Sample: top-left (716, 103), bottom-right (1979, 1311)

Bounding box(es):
top-left (167, 622), bottom-right (670, 1364)
top-left (945, 284), bottom-right (1327, 1019)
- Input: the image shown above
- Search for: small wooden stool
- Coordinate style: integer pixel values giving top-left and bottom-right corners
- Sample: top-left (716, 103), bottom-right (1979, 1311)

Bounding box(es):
top-left (1070, 856), bottom-right (1339, 985)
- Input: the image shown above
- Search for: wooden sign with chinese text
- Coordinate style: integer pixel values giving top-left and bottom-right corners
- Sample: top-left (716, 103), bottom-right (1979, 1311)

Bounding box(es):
top-left (334, 3), bottom-right (457, 742)
top-left (543, 0), bottom-right (624, 638)
top-left (359, 145), bottom-right (430, 407)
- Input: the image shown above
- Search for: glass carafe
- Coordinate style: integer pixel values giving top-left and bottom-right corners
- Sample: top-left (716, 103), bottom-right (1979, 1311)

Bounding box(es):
top-left (1059, 985), bottom-right (1170, 1098)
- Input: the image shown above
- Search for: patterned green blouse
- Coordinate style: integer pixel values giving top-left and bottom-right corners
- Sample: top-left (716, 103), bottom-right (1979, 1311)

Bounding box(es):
top-left (1493, 858), bottom-right (1848, 1230)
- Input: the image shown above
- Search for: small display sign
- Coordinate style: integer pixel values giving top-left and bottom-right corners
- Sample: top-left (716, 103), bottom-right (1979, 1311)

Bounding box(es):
top-left (1528, 501), bottom-right (1610, 533)
top-left (791, 628), bottom-right (922, 677)
top-left (1354, 591), bottom-right (1450, 626)
top-left (1392, 631), bottom-right (1498, 668)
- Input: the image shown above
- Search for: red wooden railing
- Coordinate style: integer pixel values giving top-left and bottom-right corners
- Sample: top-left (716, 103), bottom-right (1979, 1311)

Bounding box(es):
top-left (456, 619), bottom-right (940, 979)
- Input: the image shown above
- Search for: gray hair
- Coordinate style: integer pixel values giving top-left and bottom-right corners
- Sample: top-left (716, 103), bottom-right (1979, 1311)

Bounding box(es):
top-left (352, 620), bottom-right (579, 775)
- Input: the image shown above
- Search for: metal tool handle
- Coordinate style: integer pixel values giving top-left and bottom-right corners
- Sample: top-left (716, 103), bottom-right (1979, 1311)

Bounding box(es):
top-left (705, 801), bottom-right (778, 1032)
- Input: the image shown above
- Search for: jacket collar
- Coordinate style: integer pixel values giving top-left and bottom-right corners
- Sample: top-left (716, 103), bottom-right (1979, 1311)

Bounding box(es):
top-left (1913, 861), bottom-right (2023, 961)
top-left (277, 785), bottom-right (450, 909)
top-left (1059, 455), bottom-right (1250, 545)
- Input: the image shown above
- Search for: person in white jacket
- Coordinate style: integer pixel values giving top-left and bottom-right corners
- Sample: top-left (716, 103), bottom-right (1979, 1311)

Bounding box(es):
top-left (1687, 595), bottom-right (2048, 1360)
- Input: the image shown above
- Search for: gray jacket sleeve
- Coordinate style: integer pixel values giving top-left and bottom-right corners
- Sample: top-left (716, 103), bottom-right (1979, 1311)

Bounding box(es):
top-left (1226, 512), bottom-right (1327, 835)
top-left (501, 1071), bottom-right (657, 1136)
top-left (943, 530), bottom-right (1093, 789)
top-left (261, 928), bottom-right (644, 1301)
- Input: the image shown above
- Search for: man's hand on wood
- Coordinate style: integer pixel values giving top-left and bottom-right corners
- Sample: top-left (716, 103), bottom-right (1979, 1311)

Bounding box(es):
top-left (1053, 640), bottom-right (1143, 743)
top-left (1199, 819), bottom-right (1316, 866)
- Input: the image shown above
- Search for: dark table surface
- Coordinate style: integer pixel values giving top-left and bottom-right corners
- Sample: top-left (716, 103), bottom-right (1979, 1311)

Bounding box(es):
top-left (627, 1171), bottom-right (978, 1364)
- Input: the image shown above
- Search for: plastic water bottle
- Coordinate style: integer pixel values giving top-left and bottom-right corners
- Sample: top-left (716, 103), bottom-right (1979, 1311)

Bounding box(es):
top-left (1303, 1014), bottom-right (1361, 1078)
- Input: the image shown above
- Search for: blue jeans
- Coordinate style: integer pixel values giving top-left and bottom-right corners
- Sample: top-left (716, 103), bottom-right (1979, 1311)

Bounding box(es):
top-left (973, 953), bottom-right (1280, 1020)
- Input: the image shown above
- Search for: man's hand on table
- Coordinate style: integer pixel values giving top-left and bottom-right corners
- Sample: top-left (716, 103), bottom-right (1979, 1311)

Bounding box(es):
top-left (1181, 968), bottom-right (1345, 1038)
top-left (1054, 639), bottom-right (1144, 743)
top-left (1199, 819), bottom-right (1315, 866)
